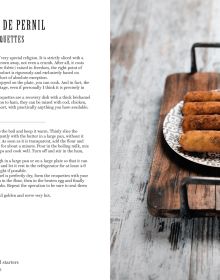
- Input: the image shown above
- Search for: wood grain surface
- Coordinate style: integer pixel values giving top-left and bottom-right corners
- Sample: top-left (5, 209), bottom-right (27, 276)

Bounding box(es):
top-left (111, 0), bottom-right (220, 279)
top-left (147, 72), bottom-right (220, 217)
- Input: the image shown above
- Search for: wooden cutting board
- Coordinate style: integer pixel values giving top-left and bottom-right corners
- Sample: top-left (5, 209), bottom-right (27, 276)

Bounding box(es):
top-left (147, 72), bottom-right (220, 217)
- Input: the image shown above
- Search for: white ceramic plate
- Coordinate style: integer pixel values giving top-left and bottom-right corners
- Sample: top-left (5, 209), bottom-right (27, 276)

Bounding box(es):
top-left (163, 101), bottom-right (220, 167)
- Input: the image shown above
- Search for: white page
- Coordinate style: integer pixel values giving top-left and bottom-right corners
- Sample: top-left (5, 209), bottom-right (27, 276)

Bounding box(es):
top-left (0, 1), bottom-right (109, 279)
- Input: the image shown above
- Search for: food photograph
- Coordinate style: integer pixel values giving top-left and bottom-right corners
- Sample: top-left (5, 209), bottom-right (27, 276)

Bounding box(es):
top-left (111, 1), bottom-right (220, 279)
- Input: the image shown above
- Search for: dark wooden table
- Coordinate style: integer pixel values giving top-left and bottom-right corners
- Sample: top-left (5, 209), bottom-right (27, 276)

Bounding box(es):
top-left (111, 0), bottom-right (220, 279)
